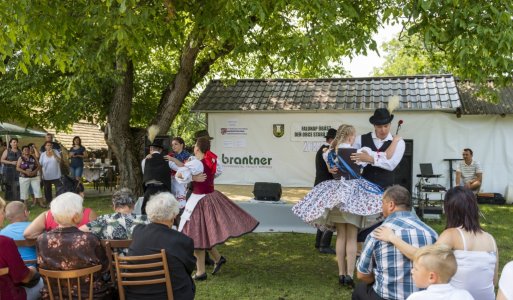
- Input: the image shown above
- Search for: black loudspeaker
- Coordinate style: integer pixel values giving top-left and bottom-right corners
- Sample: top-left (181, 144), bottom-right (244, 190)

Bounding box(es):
top-left (477, 193), bottom-right (506, 205)
top-left (394, 139), bottom-right (413, 194)
top-left (253, 182), bottom-right (282, 201)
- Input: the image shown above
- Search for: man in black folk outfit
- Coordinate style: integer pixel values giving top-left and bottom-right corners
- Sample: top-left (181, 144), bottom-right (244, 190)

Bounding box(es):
top-left (141, 139), bottom-right (171, 214)
top-left (313, 128), bottom-right (337, 254)
top-left (351, 108), bottom-right (405, 240)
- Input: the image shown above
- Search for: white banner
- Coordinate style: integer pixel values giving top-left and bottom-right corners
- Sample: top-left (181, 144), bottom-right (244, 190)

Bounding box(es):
top-left (209, 112), bottom-right (513, 194)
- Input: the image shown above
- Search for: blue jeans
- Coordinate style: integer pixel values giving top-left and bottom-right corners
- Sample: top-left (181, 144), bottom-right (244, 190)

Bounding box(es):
top-left (70, 166), bottom-right (84, 178)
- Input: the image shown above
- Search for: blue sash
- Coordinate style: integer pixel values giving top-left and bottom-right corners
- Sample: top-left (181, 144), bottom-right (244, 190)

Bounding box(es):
top-left (328, 150), bottom-right (383, 195)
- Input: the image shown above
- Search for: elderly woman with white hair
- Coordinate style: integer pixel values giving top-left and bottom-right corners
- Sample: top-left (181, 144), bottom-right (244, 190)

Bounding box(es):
top-left (80, 188), bottom-right (149, 243)
top-left (36, 192), bottom-right (110, 300)
top-left (127, 192), bottom-right (196, 300)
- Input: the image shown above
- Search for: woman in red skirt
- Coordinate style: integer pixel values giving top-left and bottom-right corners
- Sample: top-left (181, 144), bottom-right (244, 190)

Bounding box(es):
top-left (176, 137), bottom-right (259, 281)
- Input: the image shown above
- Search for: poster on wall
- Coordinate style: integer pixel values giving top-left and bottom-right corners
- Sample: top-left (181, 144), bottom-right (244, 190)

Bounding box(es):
top-left (291, 122), bottom-right (338, 141)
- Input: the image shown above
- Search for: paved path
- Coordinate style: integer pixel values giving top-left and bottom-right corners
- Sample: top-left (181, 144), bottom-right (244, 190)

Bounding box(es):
top-left (237, 201), bottom-right (315, 234)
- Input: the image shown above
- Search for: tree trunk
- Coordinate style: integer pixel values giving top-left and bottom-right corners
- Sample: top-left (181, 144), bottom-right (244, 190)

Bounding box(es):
top-left (106, 60), bottom-right (145, 196)
top-left (106, 37), bottom-right (234, 196)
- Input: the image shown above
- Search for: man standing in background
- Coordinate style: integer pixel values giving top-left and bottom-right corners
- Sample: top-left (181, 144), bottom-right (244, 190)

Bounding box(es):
top-left (313, 128), bottom-right (337, 254)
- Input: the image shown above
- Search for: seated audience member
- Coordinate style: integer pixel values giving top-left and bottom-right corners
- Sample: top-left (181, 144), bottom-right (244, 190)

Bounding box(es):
top-left (36, 192), bottom-right (110, 299)
top-left (0, 196), bottom-right (43, 300)
top-left (0, 201), bottom-right (37, 265)
top-left (353, 185), bottom-right (438, 300)
top-left (497, 261), bottom-right (513, 300)
top-left (80, 188), bottom-right (149, 248)
top-left (127, 192), bottom-right (196, 300)
top-left (23, 205), bottom-right (97, 240)
top-left (406, 244), bottom-right (474, 300)
top-left (455, 148), bottom-right (482, 192)
top-left (374, 186), bottom-right (498, 300)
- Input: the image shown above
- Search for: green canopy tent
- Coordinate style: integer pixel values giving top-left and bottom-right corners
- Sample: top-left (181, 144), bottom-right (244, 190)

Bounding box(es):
top-left (0, 122), bottom-right (47, 138)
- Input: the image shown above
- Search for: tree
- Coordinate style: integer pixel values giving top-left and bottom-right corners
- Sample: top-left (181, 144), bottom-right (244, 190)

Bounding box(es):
top-left (373, 33), bottom-right (449, 76)
top-left (1, 1), bottom-right (512, 192)
top-left (0, 1), bottom-right (383, 193)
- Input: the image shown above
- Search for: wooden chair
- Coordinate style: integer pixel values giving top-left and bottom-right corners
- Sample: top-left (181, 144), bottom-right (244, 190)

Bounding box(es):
top-left (0, 267), bottom-right (8, 276)
top-left (39, 265), bottom-right (102, 300)
top-left (114, 249), bottom-right (173, 300)
top-left (14, 239), bottom-right (38, 266)
top-left (100, 239), bottom-right (132, 288)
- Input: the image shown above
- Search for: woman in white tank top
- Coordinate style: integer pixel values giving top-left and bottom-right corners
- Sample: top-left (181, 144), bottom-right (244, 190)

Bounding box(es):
top-left (373, 186), bottom-right (498, 300)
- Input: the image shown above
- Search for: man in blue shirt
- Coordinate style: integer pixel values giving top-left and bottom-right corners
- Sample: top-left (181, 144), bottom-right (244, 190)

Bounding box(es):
top-left (353, 185), bottom-right (438, 300)
top-left (0, 201), bottom-right (36, 265)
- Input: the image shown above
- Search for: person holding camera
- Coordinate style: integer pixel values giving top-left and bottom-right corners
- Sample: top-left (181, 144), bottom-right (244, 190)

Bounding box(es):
top-left (16, 145), bottom-right (45, 208)
top-left (39, 141), bottom-right (62, 205)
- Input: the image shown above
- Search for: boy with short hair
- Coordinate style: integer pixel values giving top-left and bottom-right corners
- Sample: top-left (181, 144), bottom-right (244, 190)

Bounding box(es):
top-left (407, 244), bottom-right (474, 300)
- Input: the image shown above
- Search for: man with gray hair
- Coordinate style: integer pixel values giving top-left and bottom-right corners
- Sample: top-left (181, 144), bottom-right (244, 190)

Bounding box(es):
top-left (80, 188), bottom-right (149, 242)
top-left (0, 201), bottom-right (37, 264)
top-left (127, 192), bottom-right (196, 300)
top-left (353, 185), bottom-right (438, 300)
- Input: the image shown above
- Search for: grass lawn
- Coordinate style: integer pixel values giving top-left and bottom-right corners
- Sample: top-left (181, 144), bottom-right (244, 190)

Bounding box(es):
top-left (12, 194), bottom-right (513, 299)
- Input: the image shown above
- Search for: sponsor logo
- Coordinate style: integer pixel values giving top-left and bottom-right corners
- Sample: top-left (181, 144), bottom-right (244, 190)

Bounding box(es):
top-left (220, 128), bottom-right (248, 135)
top-left (221, 154), bottom-right (273, 166)
top-left (273, 124), bottom-right (284, 138)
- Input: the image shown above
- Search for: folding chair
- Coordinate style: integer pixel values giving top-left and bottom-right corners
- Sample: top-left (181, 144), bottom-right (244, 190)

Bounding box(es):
top-left (114, 249), bottom-right (173, 300)
top-left (39, 265), bottom-right (102, 300)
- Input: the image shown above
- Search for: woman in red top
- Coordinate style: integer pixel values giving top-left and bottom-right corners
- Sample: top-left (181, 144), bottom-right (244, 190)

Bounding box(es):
top-left (23, 203), bottom-right (96, 240)
top-left (176, 137), bottom-right (259, 281)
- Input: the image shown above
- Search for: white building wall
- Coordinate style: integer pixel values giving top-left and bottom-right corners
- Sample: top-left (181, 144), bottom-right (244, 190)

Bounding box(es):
top-left (209, 111), bottom-right (513, 194)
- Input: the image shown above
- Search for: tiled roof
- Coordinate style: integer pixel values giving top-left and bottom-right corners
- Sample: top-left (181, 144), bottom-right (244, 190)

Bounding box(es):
top-left (46, 121), bottom-right (107, 150)
top-left (457, 81), bottom-right (513, 115)
top-left (193, 75), bottom-right (461, 112)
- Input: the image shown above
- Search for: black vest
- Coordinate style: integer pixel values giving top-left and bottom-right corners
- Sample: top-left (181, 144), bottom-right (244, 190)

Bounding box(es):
top-left (314, 144), bottom-right (333, 186)
top-left (361, 132), bottom-right (394, 189)
top-left (143, 153), bottom-right (171, 191)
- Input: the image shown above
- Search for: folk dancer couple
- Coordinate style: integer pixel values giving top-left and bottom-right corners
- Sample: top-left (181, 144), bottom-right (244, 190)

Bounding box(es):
top-left (293, 108), bottom-right (405, 286)
top-left (141, 131), bottom-right (259, 281)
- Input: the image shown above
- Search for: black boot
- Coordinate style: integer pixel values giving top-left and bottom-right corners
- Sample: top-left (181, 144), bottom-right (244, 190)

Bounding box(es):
top-left (315, 229), bottom-right (323, 249)
top-left (319, 230), bottom-right (336, 254)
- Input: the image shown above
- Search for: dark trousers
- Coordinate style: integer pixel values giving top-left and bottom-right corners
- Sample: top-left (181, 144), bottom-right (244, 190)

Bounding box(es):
top-left (357, 221), bottom-right (383, 243)
top-left (141, 184), bottom-right (169, 214)
top-left (352, 282), bottom-right (385, 300)
top-left (43, 179), bottom-right (61, 203)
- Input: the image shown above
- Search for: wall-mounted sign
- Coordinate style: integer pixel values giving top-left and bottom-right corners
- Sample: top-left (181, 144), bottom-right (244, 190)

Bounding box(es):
top-left (291, 123), bottom-right (334, 141)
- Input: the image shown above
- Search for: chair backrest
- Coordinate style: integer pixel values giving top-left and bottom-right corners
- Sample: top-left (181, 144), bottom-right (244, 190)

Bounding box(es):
top-left (0, 267), bottom-right (8, 276)
top-left (101, 239), bottom-right (132, 288)
top-left (39, 265), bottom-right (102, 300)
top-left (14, 239), bottom-right (37, 266)
top-left (114, 249), bottom-right (173, 300)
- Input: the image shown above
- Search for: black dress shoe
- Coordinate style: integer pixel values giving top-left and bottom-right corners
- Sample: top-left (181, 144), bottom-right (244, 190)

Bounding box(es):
top-left (211, 256), bottom-right (227, 275)
top-left (344, 275), bottom-right (355, 288)
top-left (319, 247), bottom-right (336, 255)
top-left (338, 275), bottom-right (346, 286)
top-left (192, 273), bottom-right (207, 281)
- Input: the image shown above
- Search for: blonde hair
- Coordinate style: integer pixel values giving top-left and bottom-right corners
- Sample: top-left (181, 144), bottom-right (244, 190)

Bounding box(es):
top-left (414, 244), bottom-right (457, 283)
top-left (331, 124), bottom-right (355, 149)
